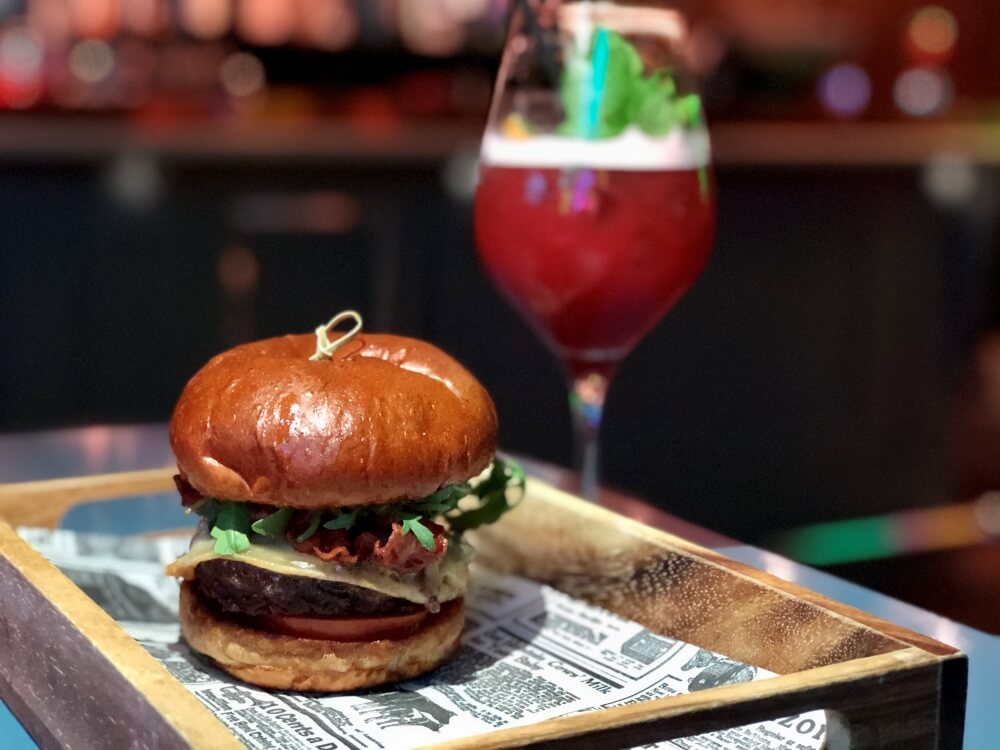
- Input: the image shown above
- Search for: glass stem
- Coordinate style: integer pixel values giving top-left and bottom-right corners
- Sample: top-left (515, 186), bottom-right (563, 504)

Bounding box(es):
top-left (569, 371), bottom-right (610, 502)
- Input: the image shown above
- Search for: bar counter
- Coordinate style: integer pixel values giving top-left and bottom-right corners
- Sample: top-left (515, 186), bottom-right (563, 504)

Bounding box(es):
top-left (0, 424), bottom-right (995, 748)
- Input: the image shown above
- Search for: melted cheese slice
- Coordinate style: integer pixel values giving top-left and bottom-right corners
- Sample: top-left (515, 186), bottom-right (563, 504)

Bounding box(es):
top-left (166, 531), bottom-right (472, 605)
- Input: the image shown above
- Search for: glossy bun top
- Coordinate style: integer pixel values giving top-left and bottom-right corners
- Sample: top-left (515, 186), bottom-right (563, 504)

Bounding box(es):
top-left (170, 333), bottom-right (497, 508)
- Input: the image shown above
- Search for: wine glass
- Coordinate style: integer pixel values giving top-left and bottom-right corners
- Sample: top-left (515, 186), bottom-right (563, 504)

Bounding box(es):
top-left (474, 1), bottom-right (715, 501)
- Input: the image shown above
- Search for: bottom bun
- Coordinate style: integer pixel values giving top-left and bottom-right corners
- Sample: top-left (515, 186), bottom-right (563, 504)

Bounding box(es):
top-left (179, 582), bottom-right (463, 692)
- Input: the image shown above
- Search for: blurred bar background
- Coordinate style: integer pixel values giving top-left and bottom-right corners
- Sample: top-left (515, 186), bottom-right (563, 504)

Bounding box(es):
top-left (0, 0), bottom-right (998, 631)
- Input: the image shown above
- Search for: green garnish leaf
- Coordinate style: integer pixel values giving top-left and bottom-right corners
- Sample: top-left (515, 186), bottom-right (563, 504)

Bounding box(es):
top-left (210, 502), bottom-right (252, 555)
top-left (400, 516), bottom-right (437, 552)
top-left (448, 458), bottom-right (525, 535)
top-left (596, 28), bottom-right (643, 137)
top-left (558, 28), bottom-right (702, 139)
top-left (410, 483), bottom-right (472, 516)
top-left (679, 93), bottom-right (703, 128)
top-left (211, 525), bottom-right (250, 555)
top-left (251, 506), bottom-right (293, 538)
top-left (323, 508), bottom-right (358, 531)
top-left (295, 512), bottom-right (323, 543)
top-left (189, 498), bottom-right (221, 525)
top-left (448, 497), bottom-right (505, 534)
top-left (632, 71), bottom-right (679, 136)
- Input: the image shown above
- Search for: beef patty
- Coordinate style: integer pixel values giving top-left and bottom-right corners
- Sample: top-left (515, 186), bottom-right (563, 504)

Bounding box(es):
top-left (194, 559), bottom-right (424, 617)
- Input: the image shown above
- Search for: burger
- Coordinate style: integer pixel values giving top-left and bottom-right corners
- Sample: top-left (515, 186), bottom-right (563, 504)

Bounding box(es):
top-left (165, 315), bottom-right (522, 691)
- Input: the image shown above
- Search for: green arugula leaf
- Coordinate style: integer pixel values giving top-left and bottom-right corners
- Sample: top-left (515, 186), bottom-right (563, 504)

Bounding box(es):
top-left (295, 512), bottom-right (323, 543)
top-left (409, 483), bottom-right (472, 516)
top-left (447, 491), bottom-right (509, 535)
top-left (250, 506), bottom-right (293, 538)
top-left (448, 457), bottom-right (525, 535)
top-left (558, 28), bottom-right (702, 139)
top-left (189, 498), bottom-right (221, 525)
top-left (400, 516), bottom-right (437, 552)
top-left (210, 525), bottom-right (250, 555)
top-left (210, 502), bottom-right (252, 555)
top-left (323, 508), bottom-right (358, 531)
top-left (506, 457), bottom-right (527, 487)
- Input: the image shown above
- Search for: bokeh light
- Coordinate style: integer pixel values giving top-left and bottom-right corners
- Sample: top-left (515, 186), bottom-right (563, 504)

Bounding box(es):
top-left (178, 0), bottom-right (232, 41)
top-left (817, 63), bottom-right (871, 119)
top-left (0, 25), bottom-right (44, 109)
top-left (219, 51), bottom-right (266, 99)
top-left (906, 5), bottom-right (958, 64)
top-left (439, 0), bottom-right (491, 23)
top-left (398, 0), bottom-right (467, 57)
top-left (218, 245), bottom-right (260, 295)
top-left (71, 0), bottom-right (120, 39)
top-left (69, 38), bottom-right (116, 84)
top-left (893, 66), bottom-right (952, 118)
top-left (229, 192), bottom-right (362, 235)
top-left (921, 152), bottom-right (977, 209)
top-left (687, 25), bottom-right (726, 78)
top-left (973, 492), bottom-right (1000, 536)
top-left (297, 0), bottom-right (359, 52)
top-left (103, 152), bottom-right (163, 213)
top-left (236, 0), bottom-right (297, 47)
top-left (441, 146), bottom-right (479, 201)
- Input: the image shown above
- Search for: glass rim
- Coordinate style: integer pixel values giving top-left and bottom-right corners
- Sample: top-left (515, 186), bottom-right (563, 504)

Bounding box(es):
top-left (557, 2), bottom-right (687, 42)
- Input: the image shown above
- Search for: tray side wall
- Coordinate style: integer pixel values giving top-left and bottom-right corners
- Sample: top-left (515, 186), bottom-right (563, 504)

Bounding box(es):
top-left (473, 479), bottom-right (957, 675)
top-left (0, 523), bottom-right (239, 749)
top-left (0, 556), bottom-right (191, 749)
top-left (426, 649), bottom-right (965, 750)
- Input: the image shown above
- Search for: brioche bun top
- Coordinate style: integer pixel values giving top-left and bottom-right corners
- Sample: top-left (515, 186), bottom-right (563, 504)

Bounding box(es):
top-left (169, 333), bottom-right (497, 509)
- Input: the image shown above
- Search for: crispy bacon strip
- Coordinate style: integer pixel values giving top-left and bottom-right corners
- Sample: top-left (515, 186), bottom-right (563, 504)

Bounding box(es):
top-left (174, 474), bottom-right (204, 507)
top-left (288, 516), bottom-right (447, 572)
top-left (288, 527), bottom-right (359, 565)
top-left (369, 521), bottom-right (448, 572)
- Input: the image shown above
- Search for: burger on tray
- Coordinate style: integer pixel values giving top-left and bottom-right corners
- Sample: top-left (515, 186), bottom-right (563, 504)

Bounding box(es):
top-left (166, 313), bottom-right (523, 691)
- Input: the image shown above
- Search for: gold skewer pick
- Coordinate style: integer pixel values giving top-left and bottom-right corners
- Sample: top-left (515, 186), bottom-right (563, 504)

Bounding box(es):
top-left (309, 310), bottom-right (363, 361)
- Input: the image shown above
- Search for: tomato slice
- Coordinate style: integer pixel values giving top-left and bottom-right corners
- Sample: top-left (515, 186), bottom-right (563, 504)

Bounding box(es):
top-left (257, 609), bottom-right (428, 642)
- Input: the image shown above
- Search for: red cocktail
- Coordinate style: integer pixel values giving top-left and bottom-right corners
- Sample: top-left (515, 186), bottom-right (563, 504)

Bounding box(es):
top-left (475, 165), bottom-right (714, 378)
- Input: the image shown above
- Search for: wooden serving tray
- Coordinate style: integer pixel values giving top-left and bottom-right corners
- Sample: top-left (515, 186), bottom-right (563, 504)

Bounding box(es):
top-left (0, 470), bottom-right (966, 749)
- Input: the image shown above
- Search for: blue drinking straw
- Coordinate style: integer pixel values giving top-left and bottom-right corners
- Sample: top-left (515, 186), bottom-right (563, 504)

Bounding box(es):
top-left (585, 27), bottom-right (610, 138)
